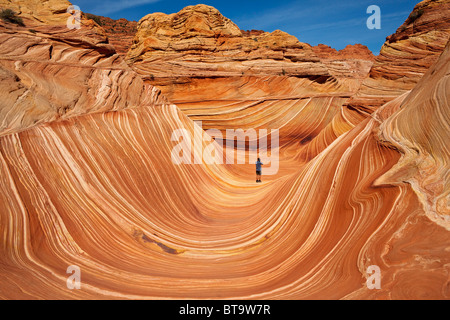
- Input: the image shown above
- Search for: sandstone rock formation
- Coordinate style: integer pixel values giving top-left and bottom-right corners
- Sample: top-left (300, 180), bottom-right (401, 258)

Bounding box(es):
top-left (312, 44), bottom-right (375, 61)
top-left (353, 39), bottom-right (450, 299)
top-left (312, 44), bottom-right (375, 89)
top-left (0, 0), bottom-right (449, 301)
top-left (127, 5), bottom-right (329, 79)
top-left (0, 0), bottom-right (164, 137)
top-left (126, 4), bottom-right (376, 161)
top-left (0, 0), bottom-right (72, 25)
top-left (84, 14), bottom-right (137, 57)
top-left (375, 40), bottom-right (450, 230)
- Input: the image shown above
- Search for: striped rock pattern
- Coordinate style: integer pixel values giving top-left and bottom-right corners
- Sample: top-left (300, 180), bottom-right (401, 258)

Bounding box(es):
top-left (0, 0), bottom-right (166, 137)
top-left (127, 5), bottom-right (376, 161)
top-left (0, 0), bottom-right (449, 300)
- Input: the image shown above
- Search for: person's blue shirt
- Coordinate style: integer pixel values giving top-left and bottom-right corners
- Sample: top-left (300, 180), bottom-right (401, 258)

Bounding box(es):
top-left (256, 160), bottom-right (263, 171)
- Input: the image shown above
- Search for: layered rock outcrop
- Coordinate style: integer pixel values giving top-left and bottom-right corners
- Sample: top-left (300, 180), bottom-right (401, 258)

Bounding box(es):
top-left (0, 0), bottom-right (164, 137)
top-left (375, 40), bottom-right (450, 230)
top-left (127, 5), bottom-right (330, 79)
top-left (126, 4), bottom-right (375, 159)
top-left (85, 14), bottom-right (137, 57)
top-left (0, 0), bottom-right (448, 301)
top-left (313, 44), bottom-right (375, 61)
top-left (312, 44), bottom-right (375, 90)
top-left (0, 0), bottom-right (72, 25)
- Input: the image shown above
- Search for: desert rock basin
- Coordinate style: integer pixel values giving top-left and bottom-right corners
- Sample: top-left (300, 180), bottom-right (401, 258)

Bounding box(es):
top-left (0, 0), bottom-right (449, 300)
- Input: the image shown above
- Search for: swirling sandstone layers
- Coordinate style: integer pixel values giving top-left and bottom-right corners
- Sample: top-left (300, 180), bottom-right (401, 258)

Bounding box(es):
top-left (376, 40), bottom-right (450, 230)
top-left (0, 0), bottom-right (167, 137)
top-left (1, 68), bottom-right (448, 299)
top-left (0, 0), bottom-right (449, 300)
top-left (350, 40), bottom-right (450, 299)
top-left (126, 4), bottom-right (375, 162)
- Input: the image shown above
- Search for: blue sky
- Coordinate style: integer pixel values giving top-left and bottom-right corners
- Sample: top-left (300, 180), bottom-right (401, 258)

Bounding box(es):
top-left (72, 0), bottom-right (418, 55)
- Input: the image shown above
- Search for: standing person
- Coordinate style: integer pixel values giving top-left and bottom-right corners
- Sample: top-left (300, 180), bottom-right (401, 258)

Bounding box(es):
top-left (256, 158), bottom-right (263, 183)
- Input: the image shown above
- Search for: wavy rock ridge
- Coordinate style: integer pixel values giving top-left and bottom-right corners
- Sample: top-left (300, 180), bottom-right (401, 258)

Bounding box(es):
top-left (376, 40), bottom-right (450, 230)
top-left (0, 0), bottom-right (449, 300)
top-left (127, 4), bottom-right (377, 162)
top-left (0, 0), bottom-right (165, 137)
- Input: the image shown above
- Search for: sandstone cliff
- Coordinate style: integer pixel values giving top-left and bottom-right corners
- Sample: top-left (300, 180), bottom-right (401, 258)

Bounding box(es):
top-left (0, 0), bottom-right (449, 300)
top-left (126, 4), bottom-right (376, 160)
top-left (84, 13), bottom-right (137, 57)
top-left (0, 0), bottom-right (165, 137)
top-left (0, 0), bottom-right (73, 25)
top-left (312, 44), bottom-right (375, 88)
top-left (127, 5), bottom-right (329, 79)
top-left (312, 44), bottom-right (375, 61)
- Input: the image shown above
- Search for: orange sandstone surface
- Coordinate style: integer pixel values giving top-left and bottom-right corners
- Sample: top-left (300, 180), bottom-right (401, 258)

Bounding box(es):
top-left (0, 0), bottom-right (449, 300)
top-left (84, 14), bottom-right (137, 58)
top-left (126, 5), bottom-right (377, 161)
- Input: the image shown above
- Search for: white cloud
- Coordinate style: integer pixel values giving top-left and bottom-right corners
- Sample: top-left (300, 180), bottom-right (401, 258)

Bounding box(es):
top-left (89, 0), bottom-right (161, 15)
top-left (297, 11), bottom-right (410, 32)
